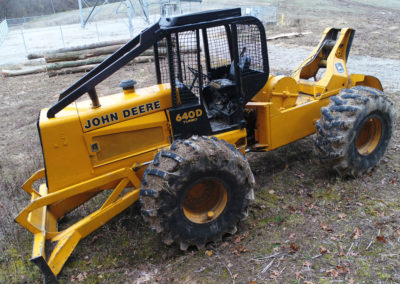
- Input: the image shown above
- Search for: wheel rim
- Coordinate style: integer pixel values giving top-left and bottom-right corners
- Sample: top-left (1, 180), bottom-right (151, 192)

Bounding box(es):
top-left (356, 117), bottom-right (382, 156)
top-left (183, 178), bottom-right (228, 224)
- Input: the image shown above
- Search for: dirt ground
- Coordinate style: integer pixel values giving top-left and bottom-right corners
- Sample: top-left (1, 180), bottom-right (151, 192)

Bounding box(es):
top-left (1, 1), bottom-right (399, 283)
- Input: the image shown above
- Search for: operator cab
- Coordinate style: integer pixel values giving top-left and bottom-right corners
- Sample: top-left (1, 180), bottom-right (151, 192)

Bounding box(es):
top-left (154, 8), bottom-right (269, 137)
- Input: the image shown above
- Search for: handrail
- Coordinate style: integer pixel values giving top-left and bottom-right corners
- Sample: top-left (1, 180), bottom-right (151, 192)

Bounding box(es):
top-left (47, 22), bottom-right (163, 118)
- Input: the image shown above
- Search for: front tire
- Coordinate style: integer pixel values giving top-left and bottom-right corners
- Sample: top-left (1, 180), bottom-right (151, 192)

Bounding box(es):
top-left (315, 86), bottom-right (394, 176)
top-left (140, 136), bottom-right (255, 250)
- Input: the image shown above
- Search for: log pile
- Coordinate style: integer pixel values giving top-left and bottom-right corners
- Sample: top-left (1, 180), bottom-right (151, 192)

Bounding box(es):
top-left (1, 39), bottom-right (156, 77)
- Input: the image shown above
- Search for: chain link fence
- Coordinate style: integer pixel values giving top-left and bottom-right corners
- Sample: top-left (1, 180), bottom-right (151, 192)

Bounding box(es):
top-left (0, 3), bottom-right (276, 66)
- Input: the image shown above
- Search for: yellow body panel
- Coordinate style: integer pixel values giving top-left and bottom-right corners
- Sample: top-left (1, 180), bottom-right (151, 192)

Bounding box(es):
top-left (40, 84), bottom-right (172, 193)
top-left (248, 28), bottom-right (381, 151)
top-left (78, 83), bottom-right (172, 132)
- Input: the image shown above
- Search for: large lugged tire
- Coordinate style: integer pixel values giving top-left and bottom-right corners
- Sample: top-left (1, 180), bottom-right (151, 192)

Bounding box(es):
top-left (140, 136), bottom-right (255, 250)
top-left (315, 86), bottom-right (394, 176)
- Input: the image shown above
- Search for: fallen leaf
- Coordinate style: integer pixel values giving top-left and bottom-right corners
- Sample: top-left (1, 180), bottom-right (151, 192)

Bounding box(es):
top-left (205, 250), bottom-right (213, 256)
top-left (232, 273), bottom-right (238, 279)
top-left (295, 271), bottom-right (303, 280)
top-left (336, 265), bottom-right (348, 275)
top-left (76, 272), bottom-right (87, 282)
top-left (319, 246), bottom-right (328, 254)
top-left (237, 245), bottom-right (247, 253)
top-left (231, 246), bottom-right (243, 255)
top-left (352, 227), bottom-right (362, 239)
top-left (233, 235), bottom-right (242, 244)
top-left (338, 251), bottom-right (346, 257)
top-left (91, 235), bottom-right (99, 243)
top-left (338, 213), bottom-right (347, 219)
top-left (248, 281), bottom-right (257, 284)
top-left (289, 233), bottom-right (296, 241)
top-left (325, 269), bottom-right (339, 278)
top-left (269, 190), bottom-right (275, 194)
top-left (376, 236), bottom-right (387, 243)
top-left (304, 282), bottom-right (315, 284)
top-left (221, 241), bottom-right (230, 248)
top-left (233, 232), bottom-right (249, 244)
top-left (320, 223), bottom-right (333, 232)
top-left (269, 270), bottom-right (280, 279)
top-left (289, 243), bottom-right (300, 253)
top-left (303, 261), bottom-right (312, 267)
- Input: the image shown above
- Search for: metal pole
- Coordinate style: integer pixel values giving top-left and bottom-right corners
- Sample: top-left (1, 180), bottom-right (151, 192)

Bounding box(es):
top-left (139, 0), bottom-right (149, 23)
top-left (96, 22), bottom-right (100, 41)
top-left (50, 0), bottom-right (56, 14)
top-left (126, 0), bottom-right (133, 37)
top-left (21, 28), bottom-right (28, 54)
top-left (59, 25), bottom-right (65, 48)
top-left (78, 0), bottom-right (85, 28)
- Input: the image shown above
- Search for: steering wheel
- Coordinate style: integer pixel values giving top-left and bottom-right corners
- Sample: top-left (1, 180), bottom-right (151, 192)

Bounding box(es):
top-left (187, 66), bottom-right (209, 91)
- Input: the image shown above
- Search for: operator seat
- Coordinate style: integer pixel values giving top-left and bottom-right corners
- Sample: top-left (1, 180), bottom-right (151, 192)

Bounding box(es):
top-left (204, 48), bottom-right (251, 121)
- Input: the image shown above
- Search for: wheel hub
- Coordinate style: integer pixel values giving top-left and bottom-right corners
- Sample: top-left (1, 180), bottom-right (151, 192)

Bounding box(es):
top-left (183, 178), bottom-right (228, 224)
top-left (356, 117), bottom-right (382, 156)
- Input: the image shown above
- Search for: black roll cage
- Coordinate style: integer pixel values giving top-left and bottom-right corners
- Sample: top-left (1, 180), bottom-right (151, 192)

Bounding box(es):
top-left (47, 8), bottom-right (269, 118)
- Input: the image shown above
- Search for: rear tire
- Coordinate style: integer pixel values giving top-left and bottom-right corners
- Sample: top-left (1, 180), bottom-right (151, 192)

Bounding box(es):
top-left (140, 136), bottom-right (255, 250)
top-left (315, 86), bottom-right (394, 176)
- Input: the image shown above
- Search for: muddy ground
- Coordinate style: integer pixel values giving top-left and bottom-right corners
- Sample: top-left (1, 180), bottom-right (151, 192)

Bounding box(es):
top-left (1, 0), bottom-right (399, 283)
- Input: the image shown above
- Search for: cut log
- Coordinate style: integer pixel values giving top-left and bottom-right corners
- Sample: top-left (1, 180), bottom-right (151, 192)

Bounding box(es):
top-left (48, 64), bottom-right (97, 77)
top-left (267, 31), bottom-right (312, 41)
top-left (1, 66), bottom-right (47, 77)
top-left (1, 58), bottom-right (46, 70)
top-left (47, 55), bottom-right (155, 77)
top-left (46, 55), bottom-right (154, 72)
top-left (45, 46), bottom-right (192, 63)
top-left (141, 47), bottom-right (196, 57)
top-left (46, 56), bottom-right (109, 71)
top-left (131, 56), bottom-right (154, 64)
top-left (27, 52), bottom-right (46, 60)
top-left (27, 39), bottom-right (130, 60)
top-left (44, 45), bottom-right (123, 63)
